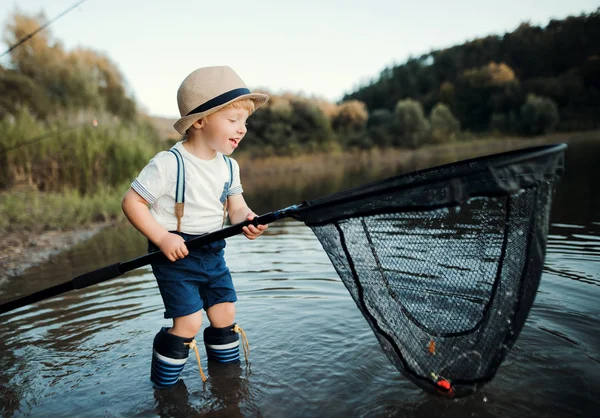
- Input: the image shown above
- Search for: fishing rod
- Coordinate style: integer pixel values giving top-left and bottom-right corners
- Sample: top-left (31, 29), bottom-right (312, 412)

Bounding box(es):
top-left (1, 0), bottom-right (89, 59)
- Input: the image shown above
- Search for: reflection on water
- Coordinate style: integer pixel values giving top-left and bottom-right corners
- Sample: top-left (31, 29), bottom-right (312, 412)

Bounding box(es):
top-left (545, 223), bottom-right (600, 286)
top-left (0, 139), bottom-right (599, 417)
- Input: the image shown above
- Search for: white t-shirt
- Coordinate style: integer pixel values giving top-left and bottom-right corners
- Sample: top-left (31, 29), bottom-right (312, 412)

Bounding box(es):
top-left (131, 141), bottom-right (243, 234)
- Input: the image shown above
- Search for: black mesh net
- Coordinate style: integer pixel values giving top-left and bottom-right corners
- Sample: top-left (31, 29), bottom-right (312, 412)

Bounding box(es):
top-left (293, 145), bottom-right (566, 397)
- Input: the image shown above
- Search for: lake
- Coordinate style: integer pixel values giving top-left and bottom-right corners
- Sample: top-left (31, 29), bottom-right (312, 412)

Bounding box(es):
top-left (0, 138), bottom-right (598, 417)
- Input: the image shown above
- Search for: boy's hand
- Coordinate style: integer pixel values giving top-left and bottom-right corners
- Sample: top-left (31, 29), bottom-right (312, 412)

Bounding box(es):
top-left (157, 232), bottom-right (189, 262)
top-left (242, 212), bottom-right (268, 240)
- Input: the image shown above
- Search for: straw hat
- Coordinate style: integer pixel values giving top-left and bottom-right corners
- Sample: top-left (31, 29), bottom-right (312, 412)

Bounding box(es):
top-left (173, 66), bottom-right (269, 135)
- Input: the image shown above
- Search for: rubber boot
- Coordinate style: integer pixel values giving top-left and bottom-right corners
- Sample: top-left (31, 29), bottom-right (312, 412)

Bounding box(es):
top-left (151, 327), bottom-right (193, 388)
top-left (203, 324), bottom-right (240, 363)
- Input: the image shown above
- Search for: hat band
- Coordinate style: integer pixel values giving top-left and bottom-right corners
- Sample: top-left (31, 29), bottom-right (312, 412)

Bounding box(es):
top-left (185, 88), bottom-right (251, 116)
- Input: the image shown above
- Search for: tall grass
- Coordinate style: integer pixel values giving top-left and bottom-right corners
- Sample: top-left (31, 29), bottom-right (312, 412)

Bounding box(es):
top-left (0, 108), bottom-right (164, 231)
top-left (0, 108), bottom-right (163, 193)
top-left (0, 187), bottom-right (127, 231)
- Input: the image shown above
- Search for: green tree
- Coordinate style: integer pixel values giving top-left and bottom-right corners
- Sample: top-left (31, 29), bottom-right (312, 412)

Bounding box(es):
top-left (394, 99), bottom-right (429, 148)
top-left (367, 109), bottom-right (394, 147)
top-left (289, 99), bottom-right (333, 151)
top-left (429, 103), bottom-right (460, 142)
top-left (243, 93), bottom-right (334, 156)
top-left (345, 10), bottom-right (600, 132)
top-left (3, 10), bottom-right (137, 120)
top-left (520, 94), bottom-right (560, 135)
top-left (455, 62), bottom-right (519, 131)
top-left (0, 68), bottom-right (52, 118)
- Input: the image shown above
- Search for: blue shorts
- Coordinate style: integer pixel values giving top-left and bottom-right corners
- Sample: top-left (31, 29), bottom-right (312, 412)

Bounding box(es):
top-left (149, 232), bottom-right (237, 319)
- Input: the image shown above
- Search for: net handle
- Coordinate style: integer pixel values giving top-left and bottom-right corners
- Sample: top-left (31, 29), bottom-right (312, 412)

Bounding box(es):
top-left (0, 204), bottom-right (303, 315)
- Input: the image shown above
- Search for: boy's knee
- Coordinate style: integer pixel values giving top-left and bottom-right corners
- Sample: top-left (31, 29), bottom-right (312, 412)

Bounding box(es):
top-left (206, 302), bottom-right (236, 327)
top-left (171, 311), bottom-right (202, 338)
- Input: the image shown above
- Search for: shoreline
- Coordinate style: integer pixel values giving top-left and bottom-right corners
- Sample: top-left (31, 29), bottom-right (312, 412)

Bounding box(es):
top-left (237, 130), bottom-right (599, 180)
top-left (0, 221), bottom-right (112, 285)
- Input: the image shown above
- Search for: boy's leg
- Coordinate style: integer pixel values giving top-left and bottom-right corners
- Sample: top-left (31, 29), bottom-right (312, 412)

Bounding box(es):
top-left (204, 302), bottom-right (241, 363)
top-left (171, 310), bottom-right (203, 338)
top-left (206, 302), bottom-right (235, 328)
top-left (151, 311), bottom-right (202, 388)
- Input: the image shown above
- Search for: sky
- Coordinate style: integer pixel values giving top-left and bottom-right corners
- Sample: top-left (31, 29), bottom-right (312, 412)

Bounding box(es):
top-left (1, 0), bottom-right (598, 118)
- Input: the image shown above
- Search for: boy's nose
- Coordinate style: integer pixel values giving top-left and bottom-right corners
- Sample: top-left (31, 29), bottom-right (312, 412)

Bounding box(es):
top-left (238, 124), bottom-right (247, 135)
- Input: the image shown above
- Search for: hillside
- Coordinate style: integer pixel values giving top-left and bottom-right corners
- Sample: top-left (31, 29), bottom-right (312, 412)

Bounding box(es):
top-left (344, 10), bottom-right (600, 133)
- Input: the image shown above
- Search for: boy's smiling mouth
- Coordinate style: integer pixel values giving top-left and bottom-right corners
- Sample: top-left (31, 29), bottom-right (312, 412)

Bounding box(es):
top-left (229, 138), bottom-right (240, 147)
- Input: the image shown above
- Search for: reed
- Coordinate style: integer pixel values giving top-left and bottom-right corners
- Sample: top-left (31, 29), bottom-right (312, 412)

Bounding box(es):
top-left (0, 108), bottom-right (162, 193)
top-left (239, 130), bottom-right (600, 190)
top-left (0, 186), bottom-right (127, 231)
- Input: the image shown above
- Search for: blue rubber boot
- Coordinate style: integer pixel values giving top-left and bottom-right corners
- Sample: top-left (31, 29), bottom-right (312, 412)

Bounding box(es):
top-left (203, 324), bottom-right (241, 363)
top-left (150, 327), bottom-right (193, 388)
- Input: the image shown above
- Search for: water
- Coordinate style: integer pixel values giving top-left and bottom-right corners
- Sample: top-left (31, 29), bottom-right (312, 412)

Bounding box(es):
top-left (1, 139), bottom-right (598, 417)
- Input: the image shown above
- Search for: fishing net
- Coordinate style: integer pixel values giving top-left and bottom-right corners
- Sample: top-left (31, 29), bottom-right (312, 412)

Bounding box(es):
top-left (293, 144), bottom-right (566, 397)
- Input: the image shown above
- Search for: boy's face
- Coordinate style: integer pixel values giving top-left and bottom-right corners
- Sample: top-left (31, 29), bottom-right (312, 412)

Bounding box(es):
top-left (200, 106), bottom-right (249, 155)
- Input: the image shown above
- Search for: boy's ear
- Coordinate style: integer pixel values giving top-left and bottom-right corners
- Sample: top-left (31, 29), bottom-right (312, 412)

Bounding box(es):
top-left (191, 118), bottom-right (204, 130)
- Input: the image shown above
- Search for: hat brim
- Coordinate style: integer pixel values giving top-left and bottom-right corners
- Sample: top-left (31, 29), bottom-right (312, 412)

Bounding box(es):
top-left (173, 93), bottom-right (269, 135)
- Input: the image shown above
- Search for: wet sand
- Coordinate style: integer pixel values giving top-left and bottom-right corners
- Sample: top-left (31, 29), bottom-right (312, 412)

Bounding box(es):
top-left (0, 222), bottom-right (111, 288)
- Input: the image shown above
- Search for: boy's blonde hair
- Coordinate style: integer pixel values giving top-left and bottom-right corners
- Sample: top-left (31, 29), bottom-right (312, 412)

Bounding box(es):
top-left (188, 99), bottom-right (257, 134)
top-left (223, 98), bottom-right (256, 114)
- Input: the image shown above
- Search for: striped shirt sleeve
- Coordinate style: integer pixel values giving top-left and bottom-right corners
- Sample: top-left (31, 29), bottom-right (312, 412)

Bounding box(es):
top-left (131, 151), bottom-right (174, 205)
top-left (131, 178), bottom-right (157, 204)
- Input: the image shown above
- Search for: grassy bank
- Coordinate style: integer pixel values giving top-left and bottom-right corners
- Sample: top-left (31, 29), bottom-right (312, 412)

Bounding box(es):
top-left (0, 187), bottom-right (126, 231)
top-left (0, 109), bottom-right (163, 232)
top-left (0, 108), bottom-right (162, 193)
top-left (1, 128), bottom-right (597, 233)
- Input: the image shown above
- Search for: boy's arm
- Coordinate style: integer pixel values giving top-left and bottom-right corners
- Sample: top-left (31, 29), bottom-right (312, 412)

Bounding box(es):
top-left (227, 194), bottom-right (268, 240)
top-left (121, 188), bottom-right (188, 261)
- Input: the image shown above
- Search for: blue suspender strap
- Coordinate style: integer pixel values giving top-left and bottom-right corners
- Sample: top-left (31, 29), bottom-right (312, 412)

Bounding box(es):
top-left (169, 149), bottom-right (185, 232)
top-left (169, 149), bottom-right (185, 203)
top-left (222, 155), bottom-right (233, 227)
top-left (223, 155), bottom-right (233, 188)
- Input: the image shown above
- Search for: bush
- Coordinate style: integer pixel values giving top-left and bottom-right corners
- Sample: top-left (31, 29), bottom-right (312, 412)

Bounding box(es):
top-left (367, 109), bottom-right (394, 147)
top-left (520, 94), bottom-right (560, 135)
top-left (429, 103), bottom-right (460, 142)
top-left (0, 69), bottom-right (54, 119)
top-left (331, 100), bottom-right (368, 132)
top-left (394, 99), bottom-right (429, 148)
